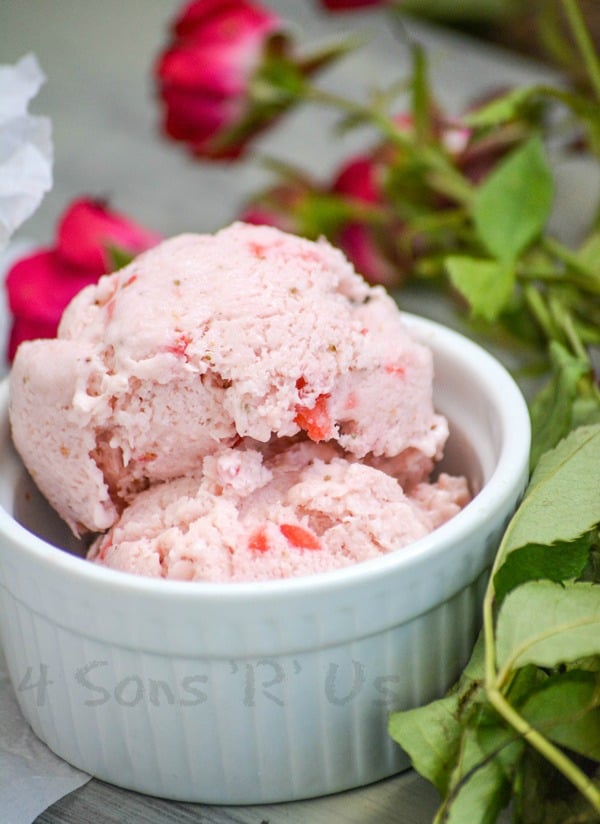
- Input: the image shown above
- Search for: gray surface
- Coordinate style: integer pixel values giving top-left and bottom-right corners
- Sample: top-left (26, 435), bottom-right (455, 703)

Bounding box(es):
top-left (1, 2), bottom-right (564, 821)
top-left (38, 773), bottom-right (441, 824)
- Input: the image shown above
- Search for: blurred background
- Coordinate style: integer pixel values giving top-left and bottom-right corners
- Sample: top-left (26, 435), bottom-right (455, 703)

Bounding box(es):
top-left (4, 0), bottom-right (599, 372)
top-left (404, 0), bottom-right (600, 67)
top-left (4, 0), bottom-right (596, 244)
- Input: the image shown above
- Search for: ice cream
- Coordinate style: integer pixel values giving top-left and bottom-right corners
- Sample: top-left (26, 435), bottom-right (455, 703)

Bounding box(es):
top-left (87, 441), bottom-right (469, 581)
top-left (9, 222), bottom-right (469, 582)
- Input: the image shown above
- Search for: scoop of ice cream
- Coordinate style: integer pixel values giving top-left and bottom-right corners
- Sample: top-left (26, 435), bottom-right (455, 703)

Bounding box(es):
top-left (10, 222), bottom-right (447, 535)
top-left (88, 441), bottom-right (469, 582)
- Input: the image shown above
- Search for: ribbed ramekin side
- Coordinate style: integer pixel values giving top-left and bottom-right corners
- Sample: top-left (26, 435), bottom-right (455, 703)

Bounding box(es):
top-left (0, 565), bottom-right (488, 803)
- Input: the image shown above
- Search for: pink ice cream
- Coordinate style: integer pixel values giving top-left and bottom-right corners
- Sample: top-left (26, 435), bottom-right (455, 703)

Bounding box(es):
top-left (9, 222), bottom-right (469, 582)
top-left (88, 442), bottom-right (469, 582)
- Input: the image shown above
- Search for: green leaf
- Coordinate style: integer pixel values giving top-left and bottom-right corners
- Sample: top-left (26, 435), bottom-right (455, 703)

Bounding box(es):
top-left (520, 669), bottom-right (600, 761)
top-left (514, 745), bottom-right (600, 824)
top-left (493, 533), bottom-right (593, 603)
top-left (446, 256), bottom-right (515, 321)
top-left (571, 394), bottom-right (600, 431)
top-left (464, 86), bottom-right (543, 128)
top-left (434, 726), bottom-right (517, 824)
top-left (388, 690), bottom-right (464, 795)
top-left (388, 637), bottom-right (486, 795)
top-left (106, 243), bottom-right (135, 272)
top-left (499, 424), bottom-right (600, 557)
top-left (496, 580), bottom-right (600, 672)
top-left (410, 43), bottom-right (434, 145)
top-left (433, 704), bottom-right (525, 824)
top-left (472, 136), bottom-right (554, 262)
top-left (528, 342), bottom-right (591, 469)
top-left (505, 663), bottom-right (549, 706)
top-left (297, 35), bottom-right (361, 76)
top-left (576, 230), bottom-right (600, 277)
top-left (581, 546), bottom-right (600, 584)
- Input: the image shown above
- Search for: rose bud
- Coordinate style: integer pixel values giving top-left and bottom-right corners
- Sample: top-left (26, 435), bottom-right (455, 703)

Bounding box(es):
top-left (155, 0), bottom-right (351, 161)
top-left (330, 154), bottom-right (407, 287)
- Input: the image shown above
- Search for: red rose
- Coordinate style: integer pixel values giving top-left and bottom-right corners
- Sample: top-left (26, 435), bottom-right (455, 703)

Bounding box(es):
top-left (332, 155), bottom-right (380, 205)
top-left (330, 154), bottom-right (406, 286)
top-left (156, 0), bottom-right (349, 161)
top-left (5, 198), bottom-right (161, 362)
top-left (155, 0), bottom-right (285, 160)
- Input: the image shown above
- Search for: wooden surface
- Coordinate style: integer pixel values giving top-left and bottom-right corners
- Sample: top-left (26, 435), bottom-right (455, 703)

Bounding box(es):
top-left (39, 772), bottom-right (440, 824)
top-left (1, 2), bottom-right (560, 821)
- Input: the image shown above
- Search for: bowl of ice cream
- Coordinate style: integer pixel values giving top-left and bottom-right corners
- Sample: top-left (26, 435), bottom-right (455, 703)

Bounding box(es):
top-left (0, 223), bottom-right (530, 803)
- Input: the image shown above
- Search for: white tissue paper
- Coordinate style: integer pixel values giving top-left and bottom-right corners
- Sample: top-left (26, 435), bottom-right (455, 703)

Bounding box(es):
top-left (0, 55), bottom-right (90, 824)
top-left (0, 54), bottom-right (53, 251)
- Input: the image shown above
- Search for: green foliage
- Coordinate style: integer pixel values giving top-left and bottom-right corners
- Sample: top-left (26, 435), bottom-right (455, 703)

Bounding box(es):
top-left (495, 580), bottom-right (600, 671)
top-left (528, 342), bottom-right (594, 469)
top-left (492, 533), bottom-right (593, 603)
top-left (502, 425), bottom-right (600, 552)
top-left (446, 256), bottom-right (515, 320)
top-left (472, 137), bottom-right (554, 263)
top-left (463, 86), bottom-right (546, 128)
top-left (390, 425), bottom-right (600, 822)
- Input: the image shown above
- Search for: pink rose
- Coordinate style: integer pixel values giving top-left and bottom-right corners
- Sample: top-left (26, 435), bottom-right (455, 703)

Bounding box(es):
top-left (5, 198), bottom-right (161, 362)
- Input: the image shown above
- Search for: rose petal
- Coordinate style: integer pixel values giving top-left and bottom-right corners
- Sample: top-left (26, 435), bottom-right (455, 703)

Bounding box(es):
top-left (160, 88), bottom-right (243, 144)
top-left (57, 198), bottom-right (161, 271)
top-left (332, 155), bottom-right (380, 203)
top-left (174, 0), bottom-right (279, 42)
top-left (7, 314), bottom-right (57, 361)
top-left (6, 249), bottom-right (100, 324)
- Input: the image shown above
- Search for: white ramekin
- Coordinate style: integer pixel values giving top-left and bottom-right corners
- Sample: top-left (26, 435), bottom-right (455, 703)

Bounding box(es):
top-left (0, 314), bottom-right (530, 804)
